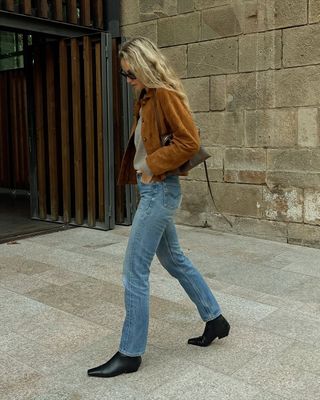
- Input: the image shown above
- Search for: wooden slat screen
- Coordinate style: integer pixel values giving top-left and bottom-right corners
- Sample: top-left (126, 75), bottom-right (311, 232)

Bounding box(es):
top-left (31, 36), bottom-right (108, 227)
top-left (0, 70), bottom-right (30, 190)
top-left (0, 1), bottom-right (105, 29)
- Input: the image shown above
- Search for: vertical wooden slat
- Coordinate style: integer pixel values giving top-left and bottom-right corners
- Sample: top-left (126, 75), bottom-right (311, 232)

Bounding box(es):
top-left (83, 36), bottom-right (95, 226)
top-left (80, 0), bottom-right (91, 26)
top-left (36, 0), bottom-right (48, 18)
top-left (92, 0), bottom-right (104, 29)
top-left (95, 42), bottom-right (104, 222)
top-left (71, 39), bottom-right (83, 224)
top-left (16, 72), bottom-right (25, 188)
top-left (0, 74), bottom-right (10, 186)
top-left (46, 44), bottom-right (59, 220)
top-left (59, 40), bottom-right (71, 223)
top-left (10, 74), bottom-right (20, 188)
top-left (67, 0), bottom-right (77, 24)
top-left (4, 1), bottom-right (14, 11)
top-left (22, 0), bottom-right (32, 15)
top-left (34, 48), bottom-right (47, 219)
top-left (53, 0), bottom-right (63, 21)
top-left (21, 73), bottom-right (30, 188)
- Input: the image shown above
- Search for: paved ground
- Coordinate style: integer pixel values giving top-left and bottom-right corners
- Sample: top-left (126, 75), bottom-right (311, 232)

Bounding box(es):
top-left (0, 224), bottom-right (319, 400)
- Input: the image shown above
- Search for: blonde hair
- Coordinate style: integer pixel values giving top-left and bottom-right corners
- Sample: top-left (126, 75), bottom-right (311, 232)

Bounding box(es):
top-left (119, 37), bottom-right (190, 109)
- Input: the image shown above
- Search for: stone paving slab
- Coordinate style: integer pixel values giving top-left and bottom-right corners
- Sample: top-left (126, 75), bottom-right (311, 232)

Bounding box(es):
top-left (0, 225), bottom-right (319, 399)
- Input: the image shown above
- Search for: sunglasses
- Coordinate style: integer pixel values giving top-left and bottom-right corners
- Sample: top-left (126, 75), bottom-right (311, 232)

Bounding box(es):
top-left (120, 69), bottom-right (137, 80)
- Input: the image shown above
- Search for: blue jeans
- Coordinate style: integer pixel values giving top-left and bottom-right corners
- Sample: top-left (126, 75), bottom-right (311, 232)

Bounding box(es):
top-left (119, 174), bottom-right (221, 356)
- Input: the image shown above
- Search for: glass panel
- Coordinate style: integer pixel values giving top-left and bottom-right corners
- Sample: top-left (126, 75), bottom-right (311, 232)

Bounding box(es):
top-left (0, 32), bottom-right (25, 71)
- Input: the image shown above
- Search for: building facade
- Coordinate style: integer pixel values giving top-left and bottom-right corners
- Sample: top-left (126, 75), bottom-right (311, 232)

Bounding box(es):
top-left (120, 0), bottom-right (320, 248)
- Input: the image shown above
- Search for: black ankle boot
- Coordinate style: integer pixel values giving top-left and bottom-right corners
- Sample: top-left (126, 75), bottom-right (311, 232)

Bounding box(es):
top-left (87, 352), bottom-right (142, 378)
top-left (188, 315), bottom-right (230, 347)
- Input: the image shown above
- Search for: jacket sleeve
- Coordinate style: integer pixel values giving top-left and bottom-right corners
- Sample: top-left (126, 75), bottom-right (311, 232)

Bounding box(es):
top-left (145, 88), bottom-right (200, 176)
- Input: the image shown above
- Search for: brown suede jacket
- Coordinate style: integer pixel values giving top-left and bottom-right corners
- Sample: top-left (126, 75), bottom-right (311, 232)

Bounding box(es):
top-left (117, 87), bottom-right (200, 185)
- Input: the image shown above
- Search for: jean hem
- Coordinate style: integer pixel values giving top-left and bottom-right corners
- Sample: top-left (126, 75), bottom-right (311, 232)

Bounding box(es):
top-left (203, 311), bottom-right (221, 323)
top-left (119, 348), bottom-right (144, 357)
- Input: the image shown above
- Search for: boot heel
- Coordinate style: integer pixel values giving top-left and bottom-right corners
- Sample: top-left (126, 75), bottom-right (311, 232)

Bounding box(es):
top-left (218, 324), bottom-right (230, 339)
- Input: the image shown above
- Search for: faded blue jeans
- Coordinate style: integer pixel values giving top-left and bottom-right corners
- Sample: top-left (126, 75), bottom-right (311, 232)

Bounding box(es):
top-left (119, 174), bottom-right (221, 356)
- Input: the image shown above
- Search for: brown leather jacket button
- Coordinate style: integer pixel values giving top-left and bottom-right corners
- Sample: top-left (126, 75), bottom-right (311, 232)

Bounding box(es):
top-left (143, 137), bottom-right (147, 141)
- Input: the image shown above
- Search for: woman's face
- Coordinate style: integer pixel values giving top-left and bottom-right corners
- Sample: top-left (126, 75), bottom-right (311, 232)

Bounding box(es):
top-left (121, 60), bottom-right (145, 91)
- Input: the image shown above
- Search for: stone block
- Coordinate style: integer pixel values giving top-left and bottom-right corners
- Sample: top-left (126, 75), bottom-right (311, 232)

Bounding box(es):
top-left (139, 0), bottom-right (178, 22)
top-left (179, 180), bottom-right (210, 212)
top-left (188, 38), bottom-right (238, 77)
top-left (304, 190), bottom-right (320, 225)
top-left (225, 148), bottom-right (266, 170)
top-left (186, 146), bottom-right (224, 182)
top-left (262, 188), bottom-right (303, 222)
top-left (161, 45), bottom-right (187, 78)
top-left (178, 0), bottom-right (194, 13)
top-left (267, 149), bottom-right (320, 172)
top-left (239, 30), bottom-right (282, 72)
top-left (201, 4), bottom-right (242, 40)
top-left (182, 77), bottom-right (210, 111)
top-left (210, 183), bottom-right (263, 217)
top-left (120, 0), bottom-right (140, 26)
top-left (210, 75), bottom-right (226, 110)
top-left (226, 70), bottom-right (275, 111)
top-left (194, 112), bottom-right (244, 146)
top-left (275, 65), bottom-right (320, 108)
top-left (121, 21), bottom-right (157, 44)
top-left (309, 0), bottom-right (320, 23)
top-left (245, 109), bottom-right (298, 147)
top-left (194, 0), bottom-right (231, 10)
top-left (266, 171), bottom-right (320, 190)
top-left (158, 13), bottom-right (200, 46)
top-left (224, 170), bottom-right (266, 184)
top-left (243, 0), bottom-right (307, 33)
top-left (283, 25), bottom-right (320, 68)
top-left (298, 108), bottom-right (320, 148)
top-left (233, 217), bottom-right (288, 242)
top-left (288, 223), bottom-right (320, 248)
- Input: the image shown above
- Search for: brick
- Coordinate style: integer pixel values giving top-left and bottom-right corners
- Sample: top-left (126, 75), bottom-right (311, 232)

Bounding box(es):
top-left (275, 66), bottom-right (320, 108)
top-left (243, 0), bottom-right (307, 33)
top-left (262, 187), bottom-right (303, 222)
top-left (233, 217), bottom-right (288, 242)
top-left (309, 0), bottom-right (320, 23)
top-left (160, 45), bottom-right (187, 78)
top-left (194, 112), bottom-right (244, 146)
top-left (245, 109), bottom-right (298, 147)
top-left (121, 21), bottom-right (157, 44)
top-left (267, 149), bottom-right (320, 172)
top-left (183, 77), bottom-right (210, 112)
top-left (158, 13), bottom-right (200, 46)
top-left (298, 108), bottom-right (320, 148)
top-left (224, 148), bottom-right (266, 170)
top-left (201, 5), bottom-right (242, 40)
top-left (139, 0), bottom-right (178, 22)
top-left (194, 0), bottom-right (231, 10)
top-left (239, 30), bottom-right (282, 72)
top-left (210, 183), bottom-right (263, 217)
top-left (226, 70), bottom-right (275, 111)
top-left (283, 25), bottom-right (320, 68)
top-left (120, 0), bottom-right (140, 26)
top-left (224, 170), bottom-right (266, 184)
top-left (210, 75), bottom-right (226, 111)
top-left (304, 190), bottom-right (320, 225)
top-left (179, 180), bottom-right (210, 212)
top-left (188, 38), bottom-right (238, 77)
top-left (266, 171), bottom-right (320, 190)
top-left (288, 223), bottom-right (320, 248)
top-left (177, 0), bottom-right (194, 13)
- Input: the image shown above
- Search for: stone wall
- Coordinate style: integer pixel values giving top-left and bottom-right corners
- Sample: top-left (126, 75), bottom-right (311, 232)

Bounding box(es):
top-left (120, 0), bottom-right (320, 248)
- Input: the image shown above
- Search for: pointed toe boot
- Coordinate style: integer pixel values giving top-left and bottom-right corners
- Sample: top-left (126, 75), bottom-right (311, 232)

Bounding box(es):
top-left (188, 314), bottom-right (230, 347)
top-left (87, 352), bottom-right (142, 378)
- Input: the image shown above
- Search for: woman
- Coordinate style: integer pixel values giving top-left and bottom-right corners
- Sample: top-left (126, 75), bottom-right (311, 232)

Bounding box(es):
top-left (87, 37), bottom-right (230, 378)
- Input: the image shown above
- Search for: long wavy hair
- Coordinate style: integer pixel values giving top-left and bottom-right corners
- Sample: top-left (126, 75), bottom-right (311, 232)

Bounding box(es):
top-left (119, 37), bottom-right (190, 109)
